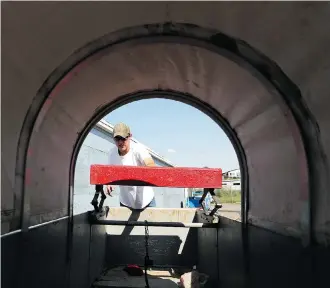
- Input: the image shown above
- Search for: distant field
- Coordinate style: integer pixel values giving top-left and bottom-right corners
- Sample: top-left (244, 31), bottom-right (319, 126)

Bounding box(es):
top-left (215, 188), bottom-right (241, 203)
top-left (218, 194), bottom-right (241, 203)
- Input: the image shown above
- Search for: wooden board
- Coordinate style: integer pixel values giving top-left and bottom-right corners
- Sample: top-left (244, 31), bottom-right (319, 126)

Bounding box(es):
top-left (90, 165), bottom-right (222, 188)
top-left (93, 266), bottom-right (185, 288)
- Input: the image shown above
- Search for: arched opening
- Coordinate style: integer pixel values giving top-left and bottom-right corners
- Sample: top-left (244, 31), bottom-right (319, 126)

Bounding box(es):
top-left (74, 97), bottom-right (242, 218)
top-left (8, 24), bottom-right (310, 244)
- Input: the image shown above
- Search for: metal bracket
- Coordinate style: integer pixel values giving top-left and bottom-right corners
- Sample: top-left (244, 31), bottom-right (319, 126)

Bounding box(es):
top-left (91, 184), bottom-right (107, 212)
top-left (89, 184), bottom-right (109, 223)
top-left (89, 206), bottom-right (109, 223)
top-left (199, 188), bottom-right (222, 219)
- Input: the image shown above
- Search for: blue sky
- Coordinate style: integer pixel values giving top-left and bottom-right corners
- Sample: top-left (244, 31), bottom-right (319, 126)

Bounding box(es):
top-left (104, 99), bottom-right (239, 172)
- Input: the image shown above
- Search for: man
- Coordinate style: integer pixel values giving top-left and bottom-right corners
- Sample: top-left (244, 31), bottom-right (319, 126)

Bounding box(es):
top-left (106, 122), bottom-right (156, 209)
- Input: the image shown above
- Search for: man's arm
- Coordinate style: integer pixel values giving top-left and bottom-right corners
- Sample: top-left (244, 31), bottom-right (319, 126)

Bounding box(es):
top-left (143, 156), bottom-right (156, 167)
top-left (137, 144), bottom-right (156, 167)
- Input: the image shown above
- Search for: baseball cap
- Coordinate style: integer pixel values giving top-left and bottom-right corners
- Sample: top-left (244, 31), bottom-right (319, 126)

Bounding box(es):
top-left (113, 123), bottom-right (131, 138)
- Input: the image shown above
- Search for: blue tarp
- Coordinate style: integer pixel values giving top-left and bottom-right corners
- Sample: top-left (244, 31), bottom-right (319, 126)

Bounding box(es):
top-left (186, 192), bottom-right (212, 209)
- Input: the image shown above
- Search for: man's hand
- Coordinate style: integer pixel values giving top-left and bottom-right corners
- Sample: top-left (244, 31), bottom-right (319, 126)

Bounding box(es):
top-left (106, 185), bottom-right (114, 196)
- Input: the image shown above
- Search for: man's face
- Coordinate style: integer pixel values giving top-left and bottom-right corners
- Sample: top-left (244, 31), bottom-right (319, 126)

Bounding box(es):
top-left (114, 135), bottom-right (131, 154)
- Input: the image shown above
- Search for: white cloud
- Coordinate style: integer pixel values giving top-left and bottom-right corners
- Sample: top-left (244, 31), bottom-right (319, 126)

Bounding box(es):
top-left (167, 148), bottom-right (176, 153)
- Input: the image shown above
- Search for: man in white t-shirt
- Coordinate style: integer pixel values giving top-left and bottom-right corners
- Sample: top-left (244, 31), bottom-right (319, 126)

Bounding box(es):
top-left (106, 122), bottom-right (156, 209)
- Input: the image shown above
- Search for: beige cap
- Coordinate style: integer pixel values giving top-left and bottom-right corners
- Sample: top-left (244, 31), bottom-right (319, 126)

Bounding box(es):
top-left (113, 123), bottom-right (131, 138)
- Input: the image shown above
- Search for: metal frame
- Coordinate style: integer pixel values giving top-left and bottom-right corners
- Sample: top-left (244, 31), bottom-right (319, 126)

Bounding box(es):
top-left (90, 185), bottom-right (107, 213)
top-left (199, 188), bottom-right (223, 217)
top-left (91, 219), bottom-right (219, 228)
top-left (88, 182), bottom-right (222, 225)
top-left (15, 22), bottom-right (322, 238)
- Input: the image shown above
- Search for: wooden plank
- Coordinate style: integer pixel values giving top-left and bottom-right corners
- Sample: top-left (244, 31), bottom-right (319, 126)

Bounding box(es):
top-left (106, 207), bottom-right (197, 222)
top-left (90, 165), bottom-right (222, 188)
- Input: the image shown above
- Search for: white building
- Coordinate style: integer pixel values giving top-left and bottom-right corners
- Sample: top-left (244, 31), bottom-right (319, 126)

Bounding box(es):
top-left (223, 168), bottom-right (241, 179)
top-left (222, 180), bottom-right (241, 191)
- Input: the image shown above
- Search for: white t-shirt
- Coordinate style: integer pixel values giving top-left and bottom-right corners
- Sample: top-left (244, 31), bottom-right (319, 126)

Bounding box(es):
top-left (108, 142), bottom-right (155, 209)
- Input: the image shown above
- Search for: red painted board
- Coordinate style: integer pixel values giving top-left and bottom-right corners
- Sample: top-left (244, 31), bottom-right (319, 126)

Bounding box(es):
top-left (90, 165), bottom-right (222, 188)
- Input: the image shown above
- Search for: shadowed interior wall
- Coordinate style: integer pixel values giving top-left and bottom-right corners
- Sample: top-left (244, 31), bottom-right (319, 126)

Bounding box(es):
top-left (1, 214), bottom-right (107, 288)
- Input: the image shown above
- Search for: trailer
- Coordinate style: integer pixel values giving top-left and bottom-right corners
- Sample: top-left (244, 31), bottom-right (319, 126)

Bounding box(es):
top-left (87, 165), bottom-right (223, 287)
top-left (2, 3), bottom-right (330, 288)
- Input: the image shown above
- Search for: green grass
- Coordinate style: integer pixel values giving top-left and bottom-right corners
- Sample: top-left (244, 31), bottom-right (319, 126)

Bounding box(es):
top-left (217, 194), bottom-right (241, 203)
top-left (215, 188), bottom-right (241, 203)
